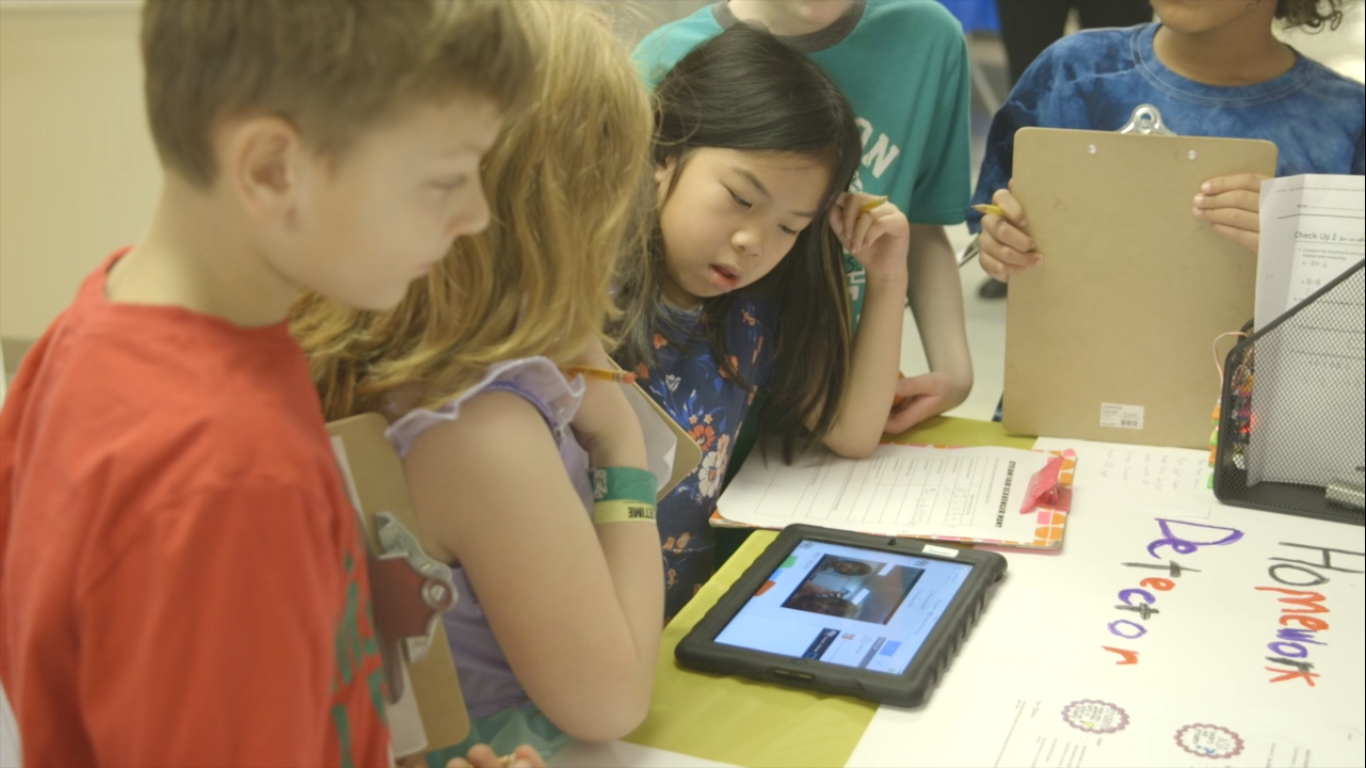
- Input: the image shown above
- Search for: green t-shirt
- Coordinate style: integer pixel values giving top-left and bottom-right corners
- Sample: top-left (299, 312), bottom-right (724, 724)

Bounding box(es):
top-left (634, 0), bottom-right (973, 318)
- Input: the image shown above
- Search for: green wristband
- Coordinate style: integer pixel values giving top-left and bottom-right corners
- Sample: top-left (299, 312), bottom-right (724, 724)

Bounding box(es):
top-left (591, 466), bottom-right (656, 503)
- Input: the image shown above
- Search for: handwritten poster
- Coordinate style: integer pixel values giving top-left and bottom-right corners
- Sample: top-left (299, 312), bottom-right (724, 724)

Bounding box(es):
top-left (847, 438), bottom-right (1365, 768)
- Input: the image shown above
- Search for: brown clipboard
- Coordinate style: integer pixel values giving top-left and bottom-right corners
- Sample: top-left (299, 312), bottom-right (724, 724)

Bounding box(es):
top-left (625, 380), bottom-right (703, 499)
top-left (1005, 127), bottom-right (1278, 449)
top-left (324, 383), bottom-right (698, 758)
top-left (327, 413), bottom-right (470, 759)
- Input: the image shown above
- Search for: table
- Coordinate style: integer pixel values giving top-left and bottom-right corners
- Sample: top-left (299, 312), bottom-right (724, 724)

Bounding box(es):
top-left (556, 416), bottom-right (1365, 768)
top-left (621, 418), bottom-right (1032, 768)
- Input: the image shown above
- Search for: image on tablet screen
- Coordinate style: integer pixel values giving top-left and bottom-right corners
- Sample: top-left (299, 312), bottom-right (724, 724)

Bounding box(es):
top-left (715, 541), bottom-right (972, 675)
top-left (780, 555), bottom-right (923, 625)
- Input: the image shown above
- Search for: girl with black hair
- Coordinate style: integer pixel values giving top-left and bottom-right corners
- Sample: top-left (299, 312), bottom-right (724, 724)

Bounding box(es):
top-left (613, 24), bottom-right (912, 619)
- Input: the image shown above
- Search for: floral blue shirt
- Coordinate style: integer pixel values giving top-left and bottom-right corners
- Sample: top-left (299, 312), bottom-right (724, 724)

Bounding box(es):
top-left (625, 299), bottom-right (777, 619)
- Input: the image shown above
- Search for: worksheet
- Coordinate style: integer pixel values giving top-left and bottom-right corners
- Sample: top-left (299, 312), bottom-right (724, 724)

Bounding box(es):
top-left (1033, 437), bottom-right (1214, 518)
top-left (1255, 174), bottom-right (1364, 331)
top-left (714, 445), bottom-right (1067, 548)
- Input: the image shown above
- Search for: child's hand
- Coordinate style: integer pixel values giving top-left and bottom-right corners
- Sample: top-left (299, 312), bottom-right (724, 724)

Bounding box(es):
top-left (568, 339), bottom-right (648, 471)
top-left (884, 371), bottom-right (962, 435)
top-left (445, 743), bottom-right (545, 768)
top-left (830, 192), bottom-right (910, 280)
top-left (1193, 173), bottom-right (1269, 254)
top-left (978, 183), bottom-right (1040, 282)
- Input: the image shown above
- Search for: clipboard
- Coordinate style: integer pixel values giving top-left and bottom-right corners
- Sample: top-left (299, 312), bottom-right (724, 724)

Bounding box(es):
top-left (328, 413), bottom-right (470, 760)
top-left (1004, 123), bottom-right (1278, 449)
top-left (625, 380), bottom-right (703, 498)
top-left (326, 381), bottom-right (700, 759)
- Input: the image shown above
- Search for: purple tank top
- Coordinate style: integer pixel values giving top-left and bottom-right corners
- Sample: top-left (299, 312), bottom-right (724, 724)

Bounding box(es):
top-left (385, 357), bottom-right (591, 719)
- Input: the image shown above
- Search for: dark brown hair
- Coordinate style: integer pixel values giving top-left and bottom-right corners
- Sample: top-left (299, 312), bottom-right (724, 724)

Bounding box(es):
top-left (611, 23), bottom-right (863, 462)
top-left (1276, 0), bottom-right (1349, 30)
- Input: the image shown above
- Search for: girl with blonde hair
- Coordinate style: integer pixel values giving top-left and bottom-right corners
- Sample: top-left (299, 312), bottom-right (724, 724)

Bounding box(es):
top-left (292, 1), bottom-right (660, 761)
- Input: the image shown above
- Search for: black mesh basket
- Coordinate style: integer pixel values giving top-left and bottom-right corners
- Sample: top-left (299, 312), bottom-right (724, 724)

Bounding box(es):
top-left (1213, 259), bottom-right (1365, 524)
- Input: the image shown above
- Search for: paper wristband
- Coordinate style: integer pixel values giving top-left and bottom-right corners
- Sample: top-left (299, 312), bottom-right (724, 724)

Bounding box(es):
top-left (591, 466), bottom-right (656, 504)
top-left (593, 500), bottom-right (657, 525)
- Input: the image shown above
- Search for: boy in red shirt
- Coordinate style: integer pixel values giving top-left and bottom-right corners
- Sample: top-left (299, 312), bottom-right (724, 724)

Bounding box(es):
top-left (0, 2), bottom-right (532, 765)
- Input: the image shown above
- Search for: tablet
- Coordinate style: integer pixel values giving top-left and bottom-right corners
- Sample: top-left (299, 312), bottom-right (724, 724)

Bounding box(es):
top-left (675, 525), bottom-right (1007, 707)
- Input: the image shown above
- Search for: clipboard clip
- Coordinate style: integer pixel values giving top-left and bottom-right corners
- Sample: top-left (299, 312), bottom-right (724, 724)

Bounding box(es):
top-left (1118, 104), bottom-right (1177, 136)
top-left (1019, 452), bottom-right (1075, 515)
top-left (366, 512), bottom-right (458, 703)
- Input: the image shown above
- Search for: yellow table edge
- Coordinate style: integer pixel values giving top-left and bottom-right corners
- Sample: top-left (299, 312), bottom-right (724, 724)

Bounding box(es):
top-left (624, 417), bottom-right (1032, 767)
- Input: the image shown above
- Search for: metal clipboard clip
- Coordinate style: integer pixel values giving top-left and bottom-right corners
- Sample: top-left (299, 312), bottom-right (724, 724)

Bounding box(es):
top-left (366, 511), bottom-right (458, 703)
top-left (1118, 104), bottom-right (1177, 136)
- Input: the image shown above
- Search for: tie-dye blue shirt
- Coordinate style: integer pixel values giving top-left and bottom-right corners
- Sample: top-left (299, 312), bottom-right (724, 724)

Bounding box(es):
top-left (970, 22), bottom-right (1366, 230)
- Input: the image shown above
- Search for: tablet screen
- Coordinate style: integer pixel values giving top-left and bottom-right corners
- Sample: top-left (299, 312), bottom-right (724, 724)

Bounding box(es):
top-left (714, 540), bottom-right (973, 675)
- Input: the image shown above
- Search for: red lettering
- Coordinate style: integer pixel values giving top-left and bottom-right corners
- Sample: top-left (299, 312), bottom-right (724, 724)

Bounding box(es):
top-left (1140, 577), bottom-right (1175, 591)
top-left (1266, 666), bottom-right (1320, 686)
top-left (1103, 646), bottom-right (1139, 665)
top-left (1279, 614), bottom-right (1330, 631)
top-left (1255, 586), bottom-right (1330, 613)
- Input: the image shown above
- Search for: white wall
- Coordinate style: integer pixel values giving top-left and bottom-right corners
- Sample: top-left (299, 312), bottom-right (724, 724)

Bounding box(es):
top-left (0, 1), bottom-right (158, 345)
top-left (0, 0), bottom-right (711, 365)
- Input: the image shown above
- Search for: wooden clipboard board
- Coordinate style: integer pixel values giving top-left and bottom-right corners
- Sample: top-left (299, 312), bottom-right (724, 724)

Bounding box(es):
top-left (325, 384), bottom-right (700, 759)
top-left (328, 413), bottom-right (470, 759)
top-left (1005, 127), bottom-right (1278, 449)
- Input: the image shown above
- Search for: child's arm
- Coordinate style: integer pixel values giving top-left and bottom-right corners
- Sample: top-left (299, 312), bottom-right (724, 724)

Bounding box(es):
top-left (889, 224), bottom-right (973, 432)
top-left (814, 193), bottom-right (911, 458)
top-left (403, 360), bottom-right (662, 743)
top-left (1193, 173), bottom-right (1271, 253)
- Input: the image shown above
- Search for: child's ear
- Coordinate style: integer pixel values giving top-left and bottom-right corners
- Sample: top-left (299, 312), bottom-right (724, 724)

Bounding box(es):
top-left (222, 116), bottom-right (305, 223)
top-left (654, 156), bottom-right (677, 205)
top-left (654, 156), bottom-right (677, 187)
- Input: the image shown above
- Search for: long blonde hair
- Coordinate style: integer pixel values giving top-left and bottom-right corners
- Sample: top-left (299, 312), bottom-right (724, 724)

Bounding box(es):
top-left (292, 0), bottom-right (653, 422)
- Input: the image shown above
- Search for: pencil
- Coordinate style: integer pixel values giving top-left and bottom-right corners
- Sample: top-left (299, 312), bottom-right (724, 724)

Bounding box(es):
top-left (858, 195), bottom-right (889, 215)
top-left (567, 366), bottom-right (637, 384)
top-left (972, 203), bottom-right (1006, 218)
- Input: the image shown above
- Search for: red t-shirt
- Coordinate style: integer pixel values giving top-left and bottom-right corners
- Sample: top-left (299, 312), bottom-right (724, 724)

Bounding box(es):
top-left (0, 251), bottom-right (391, 766)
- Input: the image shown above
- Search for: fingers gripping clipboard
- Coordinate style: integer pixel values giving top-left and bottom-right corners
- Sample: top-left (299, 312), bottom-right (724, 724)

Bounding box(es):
top-left (1004, 111), bottom-right (1278, 449)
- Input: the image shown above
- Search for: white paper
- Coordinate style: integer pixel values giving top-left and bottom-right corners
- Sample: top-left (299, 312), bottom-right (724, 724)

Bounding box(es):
top-left (716, 444), bottom-right (1056, 546)
top-left (0, 680), bottom-right (19, 768)
top-left (550, 741), bottom-right (737, 767)
top-left (1245, 178), bottom-right (1365, 487)
top-left (847, 485), bottom-right (1366, 768)
top-left (1255, 174), bottom-right (1365, 331)
top-left (980, 696), bottom-right (1360, 768)
top-left (1033, 437), bottom-right (1213, 518)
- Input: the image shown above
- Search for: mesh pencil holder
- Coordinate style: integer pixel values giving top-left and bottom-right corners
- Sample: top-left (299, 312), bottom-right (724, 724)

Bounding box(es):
top-left (1213, 259), bottom-right (1365, 524)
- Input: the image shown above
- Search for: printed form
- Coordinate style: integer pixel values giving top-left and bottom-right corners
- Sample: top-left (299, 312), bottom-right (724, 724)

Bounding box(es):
top-left (1255, 174), bottom-right (1364, 330)
top-left (1248, 174), bottom-right (1364, 488)
top-left (715, 445), bottom-right (1052, 544)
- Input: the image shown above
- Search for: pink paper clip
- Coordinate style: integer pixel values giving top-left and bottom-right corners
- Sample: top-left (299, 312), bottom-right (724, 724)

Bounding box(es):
top-left (1020, 454), bottom-right (1064, 514)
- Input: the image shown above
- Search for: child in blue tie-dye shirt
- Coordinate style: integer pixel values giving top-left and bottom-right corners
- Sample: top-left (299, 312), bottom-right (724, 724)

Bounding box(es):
top-left (974, 0), bottom-right (1364, 280)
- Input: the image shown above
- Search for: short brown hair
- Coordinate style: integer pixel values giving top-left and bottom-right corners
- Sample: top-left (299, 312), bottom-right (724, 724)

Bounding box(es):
top-left (141, 0), bottom-right (533, 187)
top-left (1276, 0), bottom-right (1348, 30)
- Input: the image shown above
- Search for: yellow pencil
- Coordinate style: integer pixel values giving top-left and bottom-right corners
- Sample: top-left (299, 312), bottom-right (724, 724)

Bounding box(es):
top-left (972, 203), bottom-right (1006, 218)
top-left (858, 195), bottom-right (889, 215)
top-left (567, 366), bottom-right (637, 384)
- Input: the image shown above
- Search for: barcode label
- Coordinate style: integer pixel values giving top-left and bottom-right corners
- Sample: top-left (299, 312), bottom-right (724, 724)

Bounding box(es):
top-left (1100, 403), bottom-right (1145, 431)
